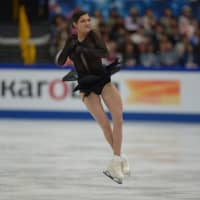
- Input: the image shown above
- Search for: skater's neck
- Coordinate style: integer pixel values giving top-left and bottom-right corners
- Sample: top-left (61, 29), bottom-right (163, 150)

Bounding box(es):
top-left (77, 31), bottom-right (88, 42)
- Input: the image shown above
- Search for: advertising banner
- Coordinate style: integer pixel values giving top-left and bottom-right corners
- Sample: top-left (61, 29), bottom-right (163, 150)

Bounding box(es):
top-left (0, 65), bottom-right (200, 121)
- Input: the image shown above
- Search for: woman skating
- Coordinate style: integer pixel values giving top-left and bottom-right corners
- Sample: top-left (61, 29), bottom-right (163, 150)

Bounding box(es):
top-left (56, 10), bottom-right (130, 184)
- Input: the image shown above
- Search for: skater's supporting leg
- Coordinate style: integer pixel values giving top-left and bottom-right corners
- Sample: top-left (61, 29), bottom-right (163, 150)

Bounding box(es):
top-left (80, 92), bottom-right (113, 148)
top-left (102, 83), bottom-right (123, 156)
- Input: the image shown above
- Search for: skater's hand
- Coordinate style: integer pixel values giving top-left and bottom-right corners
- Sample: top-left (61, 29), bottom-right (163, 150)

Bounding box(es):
top-left (113, 57), bottom-right (122, 65)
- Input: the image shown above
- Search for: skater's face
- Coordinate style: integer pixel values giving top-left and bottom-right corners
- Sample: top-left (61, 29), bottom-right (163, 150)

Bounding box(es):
top-left (73, 14), bottom-right (91, 34)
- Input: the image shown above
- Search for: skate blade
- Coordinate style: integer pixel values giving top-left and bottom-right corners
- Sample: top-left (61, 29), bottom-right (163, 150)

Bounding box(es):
top-left (103, 170), bottom-right (122, 184)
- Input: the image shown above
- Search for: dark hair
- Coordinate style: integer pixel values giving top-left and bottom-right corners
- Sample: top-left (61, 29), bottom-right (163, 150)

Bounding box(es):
top-left (72, 10), bottom-right (88, 23)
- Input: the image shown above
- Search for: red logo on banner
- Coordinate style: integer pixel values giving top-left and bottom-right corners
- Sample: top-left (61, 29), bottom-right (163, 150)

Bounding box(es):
top-left (49, 79), bottom-right (69, 100)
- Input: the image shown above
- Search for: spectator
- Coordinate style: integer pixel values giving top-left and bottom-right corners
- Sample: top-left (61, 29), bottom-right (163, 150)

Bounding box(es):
top-left (107, 8), bottom-right (120, 28)
top-left (122, 42), bottom-right (138, 67)
top-left (183, 43), bottom-right (198, 68)
top-left (49, 14), bottom-right (69, 58)
top-left (193, 32), bottom-right (200, 66)
top-left (91, 10), bottom-right (104, 30)
top-left (165, 16), bottom-right (178, 37)
top-left (175, 34), bottom-right (188, 65)
top-left (139, 42), bottom-right (159, 67)
top-left (151, 22), bottom-right (165, 50)
top-left (141, 8), bottom-right (157, 34)
top-left (114, 28), bottom-right (127, 49)
top-left (168, 21), bottom-right (181, 44)
top-left (159, 40), bottom-right (179, 67)
top-left (131, 25), bottom-right (146, 45)
top-left (125, 7), bottom-right (141, 33)
top-left (187, 19), bottom-right (199, 43)
top-left (160, 8), bottom-right (174, 30)
top-left (178, 6), bottom-right (193, 37)
top-left (98, 22), bottom-right (110, 36)
top-left (110, 16), bottom-right (126, 41)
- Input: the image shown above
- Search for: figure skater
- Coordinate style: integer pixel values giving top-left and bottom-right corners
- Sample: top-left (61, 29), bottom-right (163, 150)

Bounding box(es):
top-left (56, 10), bottom-right (130, 184)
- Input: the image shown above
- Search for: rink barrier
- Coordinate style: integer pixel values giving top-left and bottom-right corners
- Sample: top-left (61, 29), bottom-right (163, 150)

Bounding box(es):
top-left (0, 63), bottom-right (200, 122)
top-left (0, 63), bottom-right (200, 71)
top-left (0, 110), bottom-right (200, 122)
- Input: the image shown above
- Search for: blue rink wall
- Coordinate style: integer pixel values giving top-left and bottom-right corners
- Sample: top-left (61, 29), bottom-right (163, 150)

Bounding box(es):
top-left (0, 64), bottom-right (200, 123)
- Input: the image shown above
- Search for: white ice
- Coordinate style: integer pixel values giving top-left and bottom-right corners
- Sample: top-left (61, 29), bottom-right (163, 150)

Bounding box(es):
top-left (0, 120), bottom-right (200, 200)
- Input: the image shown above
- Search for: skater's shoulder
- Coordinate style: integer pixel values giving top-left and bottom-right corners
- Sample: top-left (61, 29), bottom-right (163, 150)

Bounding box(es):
top-left (89, 29), bottom-right (102, 39)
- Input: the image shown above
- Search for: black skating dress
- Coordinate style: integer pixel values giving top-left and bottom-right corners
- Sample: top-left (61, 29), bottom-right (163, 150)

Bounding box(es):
top-left (57, 30), bottom-right (121, 97)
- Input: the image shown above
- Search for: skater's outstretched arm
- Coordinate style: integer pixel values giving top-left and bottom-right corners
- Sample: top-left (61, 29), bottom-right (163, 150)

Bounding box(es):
top-left (56, 35), bottom-right (77, 66)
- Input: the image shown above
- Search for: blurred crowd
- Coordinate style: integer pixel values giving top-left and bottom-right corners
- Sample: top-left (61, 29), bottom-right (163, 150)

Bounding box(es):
top-left (49, 6), bottom-right (200, 68)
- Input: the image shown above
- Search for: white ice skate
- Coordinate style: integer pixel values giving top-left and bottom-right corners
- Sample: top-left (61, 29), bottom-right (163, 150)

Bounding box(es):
top-left (121, 154), bottom-right (131, 177)
top-left (103, 155), bottom-right (124, 184)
